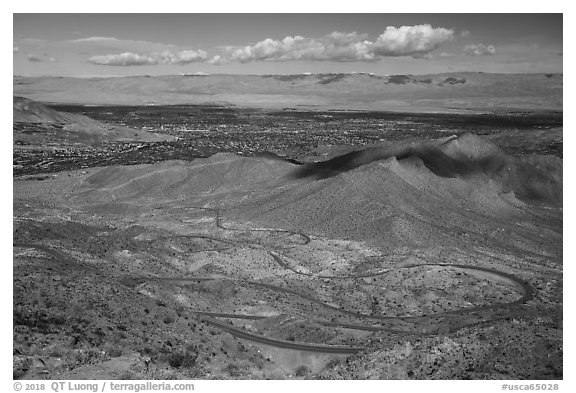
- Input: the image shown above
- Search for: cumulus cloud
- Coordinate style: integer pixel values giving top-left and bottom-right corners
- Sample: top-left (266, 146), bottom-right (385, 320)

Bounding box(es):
top-left (463, 43), bottom-right (496, 56)
top-left (27, 54), bottom-right (42, 62)
top-left (437, 52), bottom-right (456, 58)
top-left (88, 50), bottom-right (208, 66)
top-left (225, 36), bottom-right (323, 63)
top-left (172, 50), bottom-right (208, 64)
top-left (222, 32), bottom-right (371, 63)
top-left (216, 25), bottom-right (454, 64)
top-left (370, 25), bottom-right (454, 57)
top-left (88, 52), bottom-right (150, 66)
top-left (208, 55), bottom-right (224, 65)
top-left (82, 25), bottom-right (457, 66)
top-left (181, 71), bottom-right (209, 76)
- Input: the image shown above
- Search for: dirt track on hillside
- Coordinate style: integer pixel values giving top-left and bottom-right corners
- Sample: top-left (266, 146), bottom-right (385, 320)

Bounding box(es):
top-left (14, 204), bottom-right (535, 355)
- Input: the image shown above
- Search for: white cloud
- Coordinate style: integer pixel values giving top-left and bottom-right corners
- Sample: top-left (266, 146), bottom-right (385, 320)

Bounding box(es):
top-left (227, 36), bottom-right (325, 63)
top-left (88, 52), bottom-right (159, 66)
top-left (216, 26), bottom-right (454, 64)
top-left (371, 25), bottom-right (454, 57)
top-left (327, 31), bottom-right (368, 44)
top-left (170, 50), bottom-right (208, 64)
top-left (223, 32), bottom-right (375, 63)
top-left (464, 43), bottom-right (496, 56)
top-left (181, 71), bottom-right (209, 76)
top-left (208, 55), bottom-right (224, 65)
top-left (87, 50), bottom-right (208, 66)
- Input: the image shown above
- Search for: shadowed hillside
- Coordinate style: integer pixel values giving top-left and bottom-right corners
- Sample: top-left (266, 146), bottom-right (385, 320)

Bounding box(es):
top-left (70, 134), bottom-right (561, 257)
top-left (294, 133), bottom-right (562, 207)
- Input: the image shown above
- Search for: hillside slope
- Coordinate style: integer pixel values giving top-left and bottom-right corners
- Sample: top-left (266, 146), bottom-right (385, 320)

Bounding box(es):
top-left (13, 132), bottom-right (563, 379)
top-left (71, 134), bottom-right (562, 258)
top-left (73, 153), bottom-right (296, 204)
top-left (13, 96), bottom-right (175, 145)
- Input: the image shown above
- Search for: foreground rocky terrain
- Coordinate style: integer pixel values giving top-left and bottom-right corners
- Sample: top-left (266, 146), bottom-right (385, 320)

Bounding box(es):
top-left (13, 133), bottom-right (562, 379)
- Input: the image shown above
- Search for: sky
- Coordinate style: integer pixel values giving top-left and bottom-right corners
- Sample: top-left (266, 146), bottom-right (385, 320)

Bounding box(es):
top-left (13, 13), bottom-right (563, 77)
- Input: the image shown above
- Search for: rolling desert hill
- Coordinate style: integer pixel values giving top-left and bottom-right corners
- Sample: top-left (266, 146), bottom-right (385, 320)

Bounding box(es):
top-left (13, 72), bottom-right (563, 113)
top-left (13, 96), bottom-right (176, 145)
top-left (73, 153), bottom-right (297, 204)
top-left (230, 154), bottom-right (560, 258)
top-left (294, 133), bottom-right (562, 206)
top-left (71, 134), bottom-right (562, 258)
top-left (13, 96), bottom-right (70, 124)
top-left (13, 132), bottom-right (563, 379)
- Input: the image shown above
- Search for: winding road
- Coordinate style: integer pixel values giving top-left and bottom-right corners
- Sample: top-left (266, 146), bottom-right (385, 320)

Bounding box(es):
top-left (13, 204), bottom-right (536, 355)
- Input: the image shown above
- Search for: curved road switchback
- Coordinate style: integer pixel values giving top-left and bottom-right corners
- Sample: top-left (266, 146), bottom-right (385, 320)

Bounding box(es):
top-left (200, 316), bottom-right (364, 354)
top-left (14, 204), bottom-right (537, 355)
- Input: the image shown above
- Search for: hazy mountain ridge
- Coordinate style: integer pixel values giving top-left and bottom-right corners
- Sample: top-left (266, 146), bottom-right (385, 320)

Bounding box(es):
top-left (13, 72), bottom-right (563, 112)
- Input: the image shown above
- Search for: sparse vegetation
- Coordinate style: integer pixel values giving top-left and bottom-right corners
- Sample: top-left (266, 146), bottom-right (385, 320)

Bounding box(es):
top-left (295, 365), bottom-right (311, 376)
top-left (12, 73), bottom-right (562, 380)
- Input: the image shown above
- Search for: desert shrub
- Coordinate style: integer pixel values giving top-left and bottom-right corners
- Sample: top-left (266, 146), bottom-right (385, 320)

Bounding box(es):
top-left (48, 346), bottom-right (70, 358)
top-left (118, 370), bottom-right (136, 379)
top-left (13, 309), bottom-right (66, 334)
top-left (174, 304), bottom-right (186, 316)
top-left (224, 363), bottom-right (243, 377)
top-left (71, 348), bottom-right (103, 366)
top-left (13, 357), bottom-right (33, 379)
top-left (295, 365), bottom-right (311, 377)
top-left (163, 314), bottom-right (176, 324)
top-left (13, 368), bottom-right (26, 380)
top-left (166, 350), bottom-right (197, 369)
top-left (102, 342), bottom-right (123, 358)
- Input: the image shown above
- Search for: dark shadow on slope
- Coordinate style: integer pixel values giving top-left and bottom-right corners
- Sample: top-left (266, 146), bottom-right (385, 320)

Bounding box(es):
top-left (253, 151), bottom-right (302, 165)
top-left (291, 141), bottom-right (503, 180)
top-left (290, 134), bottom-right (562, 207)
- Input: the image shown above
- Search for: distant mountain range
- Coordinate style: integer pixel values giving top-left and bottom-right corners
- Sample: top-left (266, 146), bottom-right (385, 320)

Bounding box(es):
top-left (13, 72), bottom-right (563, 113)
